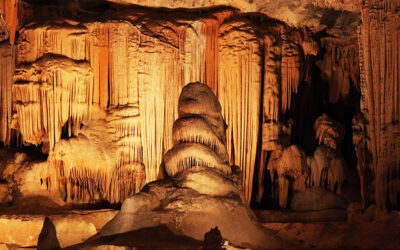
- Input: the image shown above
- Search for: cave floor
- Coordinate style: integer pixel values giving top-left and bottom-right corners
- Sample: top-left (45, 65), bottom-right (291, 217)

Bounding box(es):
top-left (0, 206), bottom-right (399, 249)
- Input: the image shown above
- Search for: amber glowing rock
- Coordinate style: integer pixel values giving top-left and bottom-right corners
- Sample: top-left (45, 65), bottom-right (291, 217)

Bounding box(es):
top-left (99, 83), bottom-right (287, 249)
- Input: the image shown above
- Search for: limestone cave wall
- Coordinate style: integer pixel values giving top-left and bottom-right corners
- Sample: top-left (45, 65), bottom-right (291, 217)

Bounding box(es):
top-left (0, 0), bottom-right (398, 210)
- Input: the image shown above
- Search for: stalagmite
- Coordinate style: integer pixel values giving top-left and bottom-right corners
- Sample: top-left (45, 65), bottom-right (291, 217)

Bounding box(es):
top-left (308, 146), bottom-right (346, 194)
top-left (352, 113), bottom-right (369, 209)
top-left (164, 82), bottom-right (231, 177)
top-left (267, 145), bottom-right (310, 208)
top-left (266, 114), bottom-right (347, 208)
top-left (99, 81), bottom-right (287, 250)
top-left (172, 116), bottom-right (229, 162)
top-left (312, 114), bottom-right (346, 193)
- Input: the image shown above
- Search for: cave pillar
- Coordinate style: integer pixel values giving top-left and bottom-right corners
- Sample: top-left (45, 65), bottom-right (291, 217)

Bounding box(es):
top-left (358, 0), bottom-right (400, 210)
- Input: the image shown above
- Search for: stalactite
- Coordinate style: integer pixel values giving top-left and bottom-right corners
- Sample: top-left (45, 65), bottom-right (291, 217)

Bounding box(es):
top-left (139, 35), bottom-right (175, 182)
top-left (13, 13), bottom-right (310, 205)
top-left (267, 145), bottom-right (310, 208)
top-left (0, 43), bottom-right (15, 146)
top-left (359, 0), bottom-right (400, 210)
top-left (314, 113), bottom-right (345, 150)
top-left (0, 0), bottom-right (18, 45)
top-left (13, 56), bottom-right (94, 148)
top-left (50, 105), bottom-right (145, 204)
top-left (108, 22), bottom-right (140, 107)
top-left (87, 22), bottom-right (109, 109)
top-left (218, 21), bottom-right (262, 203)
top-left (317, 37), bottom-right (360, 103)
top-left (280, 33), bottom-right (301, 113)
top-left (263, 37), bottom-right (280, 123)
top-left (17, 23), bottom-right (88, 64)
top-left (203, 18), bottom-right (219, 93)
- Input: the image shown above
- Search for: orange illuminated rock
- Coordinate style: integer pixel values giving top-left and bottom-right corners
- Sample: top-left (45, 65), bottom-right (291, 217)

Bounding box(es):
top-left (99, 83), bottom-right (288, 249)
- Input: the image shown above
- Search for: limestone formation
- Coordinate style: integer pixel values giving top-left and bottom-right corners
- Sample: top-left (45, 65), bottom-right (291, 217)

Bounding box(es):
top-left (0, 0), bottom-right (18, 45)
top-left (37, 217), bottom-right (60, 250)
top-left (99, 83), bottom-right (286, 249)
top-left (264, 114), bottom-right (347, 209)
top-left (0, 0), bottom-right (399, 248)
top-left (0, 43), bottom-right (15, 146)
top-left (352, 113), bottom-right (370, 209)
top-left (314, 113), bottom-right (345, 150)
top-left (1, 4), bottom-right (315, 205)
top-left (267, 145), bottom-right (310, 208)
top-left (358, 0), bottom-right (400, 210)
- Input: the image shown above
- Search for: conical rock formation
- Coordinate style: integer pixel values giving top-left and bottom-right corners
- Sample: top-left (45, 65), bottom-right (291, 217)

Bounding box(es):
top-left (99, 83), bottom-right (287, 249)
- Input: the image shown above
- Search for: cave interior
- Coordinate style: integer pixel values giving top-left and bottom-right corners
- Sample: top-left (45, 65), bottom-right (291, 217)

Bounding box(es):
top-left (0, 0), bottom-right (399, 249)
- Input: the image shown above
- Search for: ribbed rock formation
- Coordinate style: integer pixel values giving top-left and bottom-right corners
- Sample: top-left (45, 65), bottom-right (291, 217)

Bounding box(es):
top-left (264, 114), bottom-right (347, 209)
top-left (99, 82), bottom-right (287, 249)
top-left (358, 0), bottom-right (400, 210)
top-left (0, 43), bottom-right (15, 146)
top-left (164, 83), bottom-right (231, 177)
top-left (0, 0), bottom-right (18, 45)
top-left (2, 5), bottom-right (312, 204)
top-left (0, 0), bottom-right (399, 214)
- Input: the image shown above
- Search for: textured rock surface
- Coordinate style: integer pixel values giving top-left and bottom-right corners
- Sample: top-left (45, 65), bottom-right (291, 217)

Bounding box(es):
top-left (0, 0), bottom-right (398, 217)
top-left (107, 0), bottom-right (360, 31)
top-left (0, 43), bottom-right (15, 146)
top-left (358, 0), bottom-right (400, 210)
top-left (99, 83), bottom-right (287, 249)
top-left (2, 3), bottom-right (313, 205)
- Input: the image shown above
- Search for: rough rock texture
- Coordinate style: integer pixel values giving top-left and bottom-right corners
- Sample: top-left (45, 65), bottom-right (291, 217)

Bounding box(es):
top-left (307, 145), bottom-right (346, 193)
top-left (316, 38), bottom-right (360, 103)
top-left (107, 0), bottom-right (360, 31)
top-left (98, 83), bottom-right (287, 249)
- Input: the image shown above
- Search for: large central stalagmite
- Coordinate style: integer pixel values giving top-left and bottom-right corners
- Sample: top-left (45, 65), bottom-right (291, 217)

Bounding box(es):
top-left (99, 82), bottom-right (286, 249)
